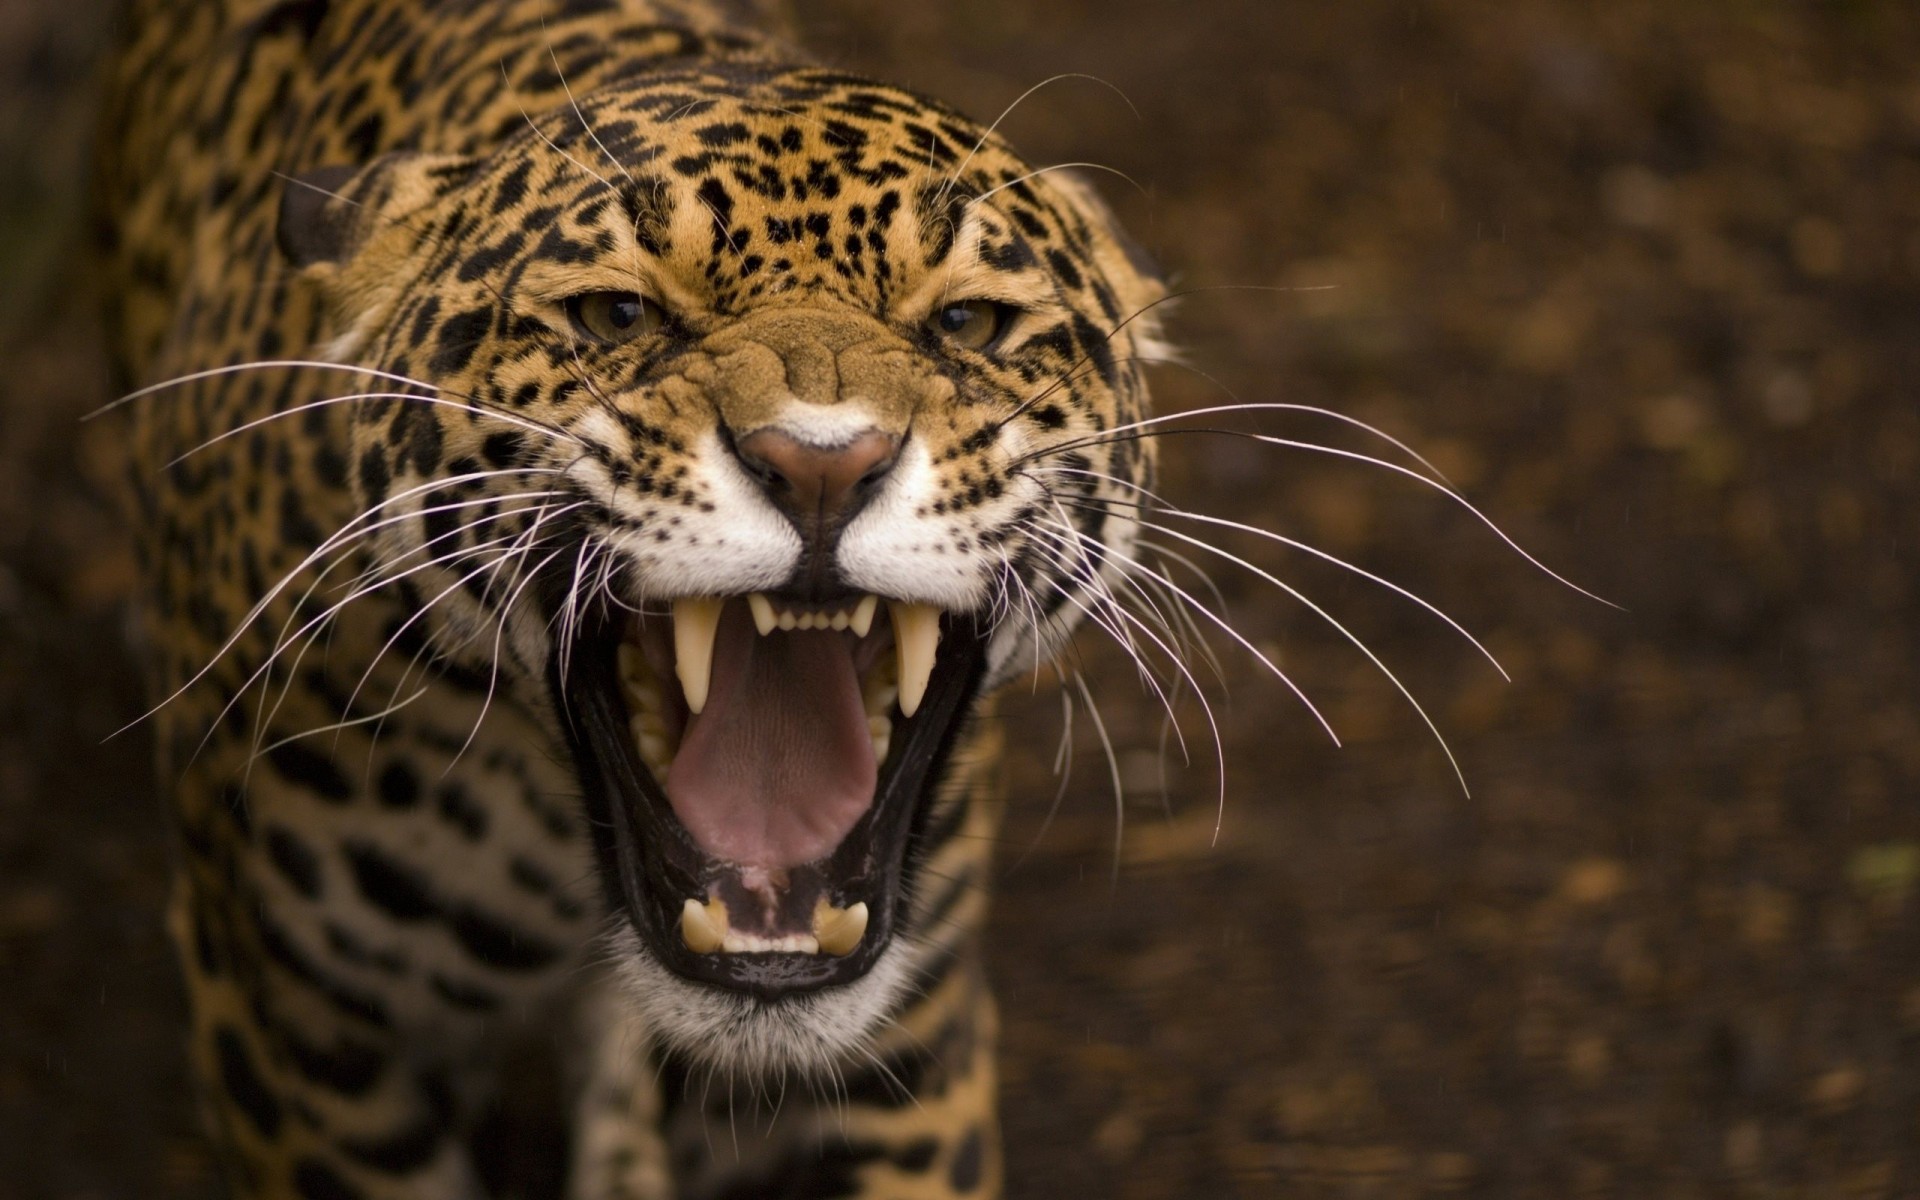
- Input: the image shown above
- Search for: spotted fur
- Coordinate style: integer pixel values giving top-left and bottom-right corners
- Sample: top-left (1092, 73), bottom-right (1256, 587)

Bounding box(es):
top-left (96, 2), bottom-right (1166, 1197)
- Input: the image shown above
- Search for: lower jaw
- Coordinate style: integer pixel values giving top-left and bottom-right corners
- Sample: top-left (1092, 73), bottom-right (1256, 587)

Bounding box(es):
top-left (553, 610), bottom-right (989, 1002)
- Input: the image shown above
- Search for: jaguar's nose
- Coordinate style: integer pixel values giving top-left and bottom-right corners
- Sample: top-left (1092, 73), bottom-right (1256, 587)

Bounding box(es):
top-left (733, 427), bottom-right (901, 531)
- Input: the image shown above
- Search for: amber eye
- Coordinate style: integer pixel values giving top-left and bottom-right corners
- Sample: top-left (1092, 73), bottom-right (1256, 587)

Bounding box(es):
top-left (566, 291), bottom-right (664, 344)
top-left (927, 299), bottom-right (1011, 352)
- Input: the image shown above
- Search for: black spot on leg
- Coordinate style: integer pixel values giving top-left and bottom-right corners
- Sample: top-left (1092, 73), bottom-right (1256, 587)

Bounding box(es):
top-left (376, 762), bottom-right (419, 809)
top-left (429, 973), bottom-right (502, 1013)
top-left (293, 1158), bottom-right (365, 1200)
top-left (343, 841), bottom-right (436, 920)
top-left (949, 1127), bottom-right (985, 1191)
top-left (215, 1025), bottom-right (282, 1137)
top-left (267, 742), bottom-right (352, 802)
top-left (435, 783), bottom-right (487, 839)
top-left (447, 904), bottom-right (561, 971)
top-left (894, 1137), bottom-right (939, 1172)
top-left (282, 1030), bottom-right (387, 1097)
top-left (341, 1112), bottom-right (446, 1173)
top-left (265, 825), bottom-right (323, 898)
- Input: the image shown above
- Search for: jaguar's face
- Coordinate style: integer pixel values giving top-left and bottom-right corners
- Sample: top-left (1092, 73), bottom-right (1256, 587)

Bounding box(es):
top-left (282, 66), bottom-right (1164, 1071)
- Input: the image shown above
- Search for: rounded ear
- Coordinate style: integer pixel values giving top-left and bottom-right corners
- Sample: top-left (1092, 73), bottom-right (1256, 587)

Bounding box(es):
top-left (276, 152), bottom-right (477, 268)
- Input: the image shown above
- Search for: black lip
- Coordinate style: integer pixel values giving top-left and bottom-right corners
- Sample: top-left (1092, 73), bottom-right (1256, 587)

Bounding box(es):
top-left (553, 606), bottom-right (989, 1001)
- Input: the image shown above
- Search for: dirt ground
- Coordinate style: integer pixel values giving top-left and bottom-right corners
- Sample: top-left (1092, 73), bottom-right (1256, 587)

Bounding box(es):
top-left (4, 1), bottom-right (1918, 1196)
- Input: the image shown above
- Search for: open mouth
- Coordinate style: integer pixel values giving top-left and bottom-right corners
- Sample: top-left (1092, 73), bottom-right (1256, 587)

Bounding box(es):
top-left (556, 590), bottom-right (989, 1000)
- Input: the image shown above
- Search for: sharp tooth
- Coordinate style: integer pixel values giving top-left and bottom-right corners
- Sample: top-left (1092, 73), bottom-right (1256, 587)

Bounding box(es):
top-left (638, 731), bottom-right (670, 769)
top-left (721, 930), bottom-right (819, 954)
top-left (812, 899), bottom-right (870, 957)
top-left (888, 601), bottom-right (942, 718)
top-left (680, 897), bottom-right (728, 954)
top-left (672, 597), bottom-right (725, 715)
top-left (747, 593), bottom-right (777, 636)
top-left (850, 594), bottom-right (878, 637)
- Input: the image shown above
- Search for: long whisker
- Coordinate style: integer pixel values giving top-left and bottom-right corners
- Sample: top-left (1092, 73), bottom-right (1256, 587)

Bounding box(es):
top-left (1035, 465), bottom-right (1508, 680)
top-left (253, 490), bottom-right (567, 746)
top-left (164, 390), bottom-right (580, 469)
top-left (1027, 514), bottom-right (1228, 840)
top-left (1033, 516), bottom-right (1339, 748)
top-left (108, 466), bottom-right (568, 739)
top-left (1120, 516), bottom-right (1472, 798)
top-left (339, 505), bottom-right (584, 728)
top-left (87, 359), bottom-right (444, 420)
top-left (1042, 392), bottom-right (1452, 484)
top-left (448, 541), bottom-right (574, 773)
top-left (1023, 515), bottom-right (1195, 752)
top-left (1024, 524), bottom-right (1188, 765)
top-left (226, 501), bottom-right (583, 764)
top-left (1023, 425), bottom-right (1612, 607)
top-left (336, 490), bottom-right (570, 592)
top-left (1070, 672), bottom-right (1127, 885)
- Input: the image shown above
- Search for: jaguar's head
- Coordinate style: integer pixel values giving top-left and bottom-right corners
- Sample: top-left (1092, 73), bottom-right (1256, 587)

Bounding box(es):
top-left (280, 65), bottom-right (1166, 1073)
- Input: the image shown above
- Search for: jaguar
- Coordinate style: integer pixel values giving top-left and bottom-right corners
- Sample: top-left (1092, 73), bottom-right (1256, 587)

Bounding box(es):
top-left (93, 0), bottom-right (1190, 1196)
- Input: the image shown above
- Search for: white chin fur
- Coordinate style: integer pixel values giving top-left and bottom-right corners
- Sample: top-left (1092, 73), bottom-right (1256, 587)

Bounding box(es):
top-left (604, 924), bottom-right (912, 1079)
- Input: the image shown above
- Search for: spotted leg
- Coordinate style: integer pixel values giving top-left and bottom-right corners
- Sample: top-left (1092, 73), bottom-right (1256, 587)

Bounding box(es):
top-left (159, 615), bottom-right (596, 1200)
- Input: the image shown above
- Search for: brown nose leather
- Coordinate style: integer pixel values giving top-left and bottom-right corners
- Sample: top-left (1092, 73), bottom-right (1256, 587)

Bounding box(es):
top-left (734, 428), bottom-right (901, 527)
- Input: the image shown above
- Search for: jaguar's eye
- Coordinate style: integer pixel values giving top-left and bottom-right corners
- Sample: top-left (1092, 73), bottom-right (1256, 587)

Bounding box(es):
top-left (567, 291), bottom-right (664, 344)
top-left (927, 299), bottom-right (1011, 352)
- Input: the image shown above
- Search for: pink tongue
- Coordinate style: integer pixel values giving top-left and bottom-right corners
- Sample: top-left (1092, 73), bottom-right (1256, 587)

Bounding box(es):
top-left (664, 603), bottom-right (877, 867)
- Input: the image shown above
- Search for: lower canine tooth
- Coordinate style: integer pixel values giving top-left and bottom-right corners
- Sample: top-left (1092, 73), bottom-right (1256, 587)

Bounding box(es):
top-left (888, 601), bottom-right (942, 718)
top-left (850, 594), bottom-right (878, 637)
top-left (812, 900), bottom-right (870, 957)
top-left (747, 593), bottom-right (777, 636)
top-left (680, 897), bottom-right (729, 954)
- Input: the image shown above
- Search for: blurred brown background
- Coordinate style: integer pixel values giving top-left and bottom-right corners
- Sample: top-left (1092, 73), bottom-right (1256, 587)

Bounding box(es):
top-left (4, 0), bottom-right (1918, 1196)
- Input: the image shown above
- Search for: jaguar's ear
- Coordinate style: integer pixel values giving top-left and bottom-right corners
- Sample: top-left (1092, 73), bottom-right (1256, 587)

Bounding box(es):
top-left (277, 152), bottom-right (477, 268)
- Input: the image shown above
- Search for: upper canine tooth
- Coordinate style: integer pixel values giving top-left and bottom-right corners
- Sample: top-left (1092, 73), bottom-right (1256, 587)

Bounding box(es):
top-left (747, 593), bottom-right (777, 636)
top-left (850, 594), bottom-right (878, 638)
top-left (672, 597), bottom-right (725, 715)
top-left (812, 899), bottom-right (870, 957)
top-left (889, 601), bottom-right (942, 718)
top-left (680, 897), bottom-right (729, 954)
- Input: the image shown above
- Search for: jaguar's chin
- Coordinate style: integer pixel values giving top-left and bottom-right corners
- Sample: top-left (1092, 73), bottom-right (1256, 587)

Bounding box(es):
top-left (555, 592), bottom-right (990, 1004)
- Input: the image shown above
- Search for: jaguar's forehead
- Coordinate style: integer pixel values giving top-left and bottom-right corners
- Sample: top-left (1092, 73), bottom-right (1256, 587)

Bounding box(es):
top-left (463, 66), bottom-right (1094, 314)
